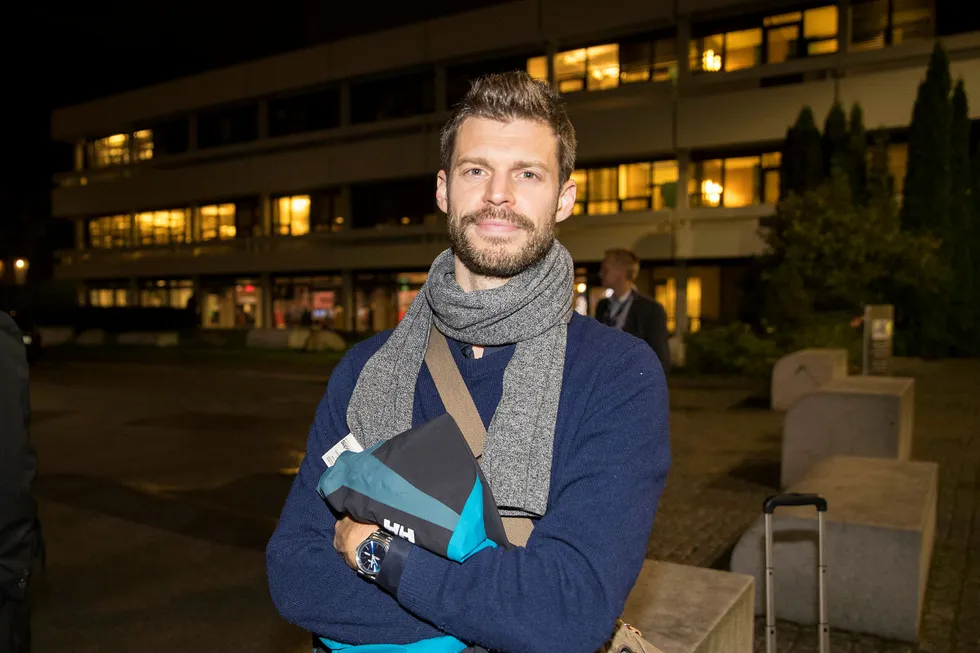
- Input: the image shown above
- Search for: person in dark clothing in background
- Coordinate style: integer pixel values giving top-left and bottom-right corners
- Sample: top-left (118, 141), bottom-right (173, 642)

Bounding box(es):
top-left (0, 311), bottom-right (42, 653)
top-left (596, 248), bottom-right (671, 375)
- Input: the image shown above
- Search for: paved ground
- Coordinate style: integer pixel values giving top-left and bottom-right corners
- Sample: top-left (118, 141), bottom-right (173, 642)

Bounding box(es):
top-left (22, 350), bottom-right (980, 652)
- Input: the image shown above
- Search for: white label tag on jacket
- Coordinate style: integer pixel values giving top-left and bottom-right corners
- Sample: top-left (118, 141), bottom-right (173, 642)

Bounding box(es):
top-left (322, 433), bottom-right (363, 467)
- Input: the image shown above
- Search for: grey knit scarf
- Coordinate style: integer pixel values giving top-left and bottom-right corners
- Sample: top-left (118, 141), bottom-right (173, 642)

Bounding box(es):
top-left (346, 241), bottom-right (574, 518)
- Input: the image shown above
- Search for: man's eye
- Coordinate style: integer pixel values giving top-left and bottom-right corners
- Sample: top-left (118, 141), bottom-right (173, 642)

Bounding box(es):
top-left (465, 169), bottom-right (485, 176)
top-left (520, 171), bottom-right (539, 180)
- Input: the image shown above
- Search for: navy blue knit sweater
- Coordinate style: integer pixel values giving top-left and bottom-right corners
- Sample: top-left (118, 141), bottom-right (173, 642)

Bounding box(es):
top-left (265, 313), bottom-right (671, 653)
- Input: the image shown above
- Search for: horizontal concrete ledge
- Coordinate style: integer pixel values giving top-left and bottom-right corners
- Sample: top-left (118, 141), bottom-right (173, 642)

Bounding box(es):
top-left (245, 328), bottom-right (345, 351)
top-left (622, 560), bottom-right (755, 653)
top-left (770, 348), bottom-right (848, 411)
top-left (117, 331), bottom-right (180, 347)
top-left (781, 375), bottom-right (915, 487)
top-left (731, 456), bottom-right (938, 642)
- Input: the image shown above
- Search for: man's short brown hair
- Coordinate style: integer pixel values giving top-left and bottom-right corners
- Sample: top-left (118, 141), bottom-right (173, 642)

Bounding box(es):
top-left (440, 71), bottom-right (577, 186)
top-left (604, 248), bottom-right (641, 281)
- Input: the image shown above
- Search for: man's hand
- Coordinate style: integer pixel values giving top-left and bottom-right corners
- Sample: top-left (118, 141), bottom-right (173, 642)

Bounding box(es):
top-left (334, 516), bottom-right (380, 570)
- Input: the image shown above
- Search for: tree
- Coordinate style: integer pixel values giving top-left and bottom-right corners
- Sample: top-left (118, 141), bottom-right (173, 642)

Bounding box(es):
top-left (899, 41), bottom-right (953, 357)
top-left (761, 167), bottom-right (943, 331)
top-left (822, 102), bottom-right (849, 176)
top-left (948, 79), bottom-right (975, 354)
top-left (901, 42), bottom-right (952, 233)
top-left (780, 107), bottom-right (824, 199)
top-left (847, 104), bottom-right (869, 204)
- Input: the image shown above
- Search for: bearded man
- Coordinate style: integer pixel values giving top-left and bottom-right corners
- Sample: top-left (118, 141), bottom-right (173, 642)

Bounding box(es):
top-left (266, 71), bottom-right (671, 653)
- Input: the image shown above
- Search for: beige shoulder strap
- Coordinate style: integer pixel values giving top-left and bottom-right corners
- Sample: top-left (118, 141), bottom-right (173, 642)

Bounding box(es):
top-left (424, 326), bottom-right (535, 547)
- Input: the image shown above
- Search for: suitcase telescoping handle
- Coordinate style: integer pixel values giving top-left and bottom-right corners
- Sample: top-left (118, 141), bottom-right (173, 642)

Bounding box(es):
top-left (763, 493), bottom-right (830, 653)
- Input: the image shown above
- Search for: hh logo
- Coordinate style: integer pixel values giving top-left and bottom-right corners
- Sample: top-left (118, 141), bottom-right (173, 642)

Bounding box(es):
top-left (383, 519), bottom-right (416, 544)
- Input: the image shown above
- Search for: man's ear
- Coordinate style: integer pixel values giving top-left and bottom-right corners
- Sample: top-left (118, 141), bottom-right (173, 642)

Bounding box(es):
top-left (556, 177), bottom-right (577, 223)
top-left (436, 170), bottom-right (448, 214)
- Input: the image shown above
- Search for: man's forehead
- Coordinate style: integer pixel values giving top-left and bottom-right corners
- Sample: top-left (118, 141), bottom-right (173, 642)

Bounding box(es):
top-left (455, 117), bottom-right (557, 158)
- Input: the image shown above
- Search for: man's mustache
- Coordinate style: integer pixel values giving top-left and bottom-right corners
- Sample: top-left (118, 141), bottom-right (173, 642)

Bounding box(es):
top-left (458, 207), bottom-right (535, 231)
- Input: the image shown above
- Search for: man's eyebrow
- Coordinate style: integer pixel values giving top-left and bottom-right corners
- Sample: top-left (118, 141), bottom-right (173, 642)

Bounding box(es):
top-left (513, 159), bottom-right (552, 172)
top-left (454, 157), bottom-right (553, 172)
top-left (454, 156), bottom-right (492, 169)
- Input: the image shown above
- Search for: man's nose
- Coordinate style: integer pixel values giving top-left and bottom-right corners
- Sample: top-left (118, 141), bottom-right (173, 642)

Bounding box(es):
top-left (483, 173), bottom-right (515, 206)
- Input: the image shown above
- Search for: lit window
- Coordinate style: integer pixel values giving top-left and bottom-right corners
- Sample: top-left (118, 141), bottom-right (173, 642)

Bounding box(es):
top-left (655, 276), bottom-right (702, 334)
top-left (586, 44), bottom-right (619, 91)
top-left (571, 160), bottom-right (679, 214)
top-left (552, 44), bottom-right (620, 93)
top-left (133, 129), bottom-right (154, 161)
top-left (200, 204), bottom-right (237, 241)
top-left (88, 215), bottom-right (133, 249)
top-left (555, 48), bottom-right (587, 93)
top-left (804, 6), bottom-right (839, 54)
top-left (571, 169), bottom-right (588, 215)
top-left (135, 209), bottom-right (190, 246)
top-left (527, 56), bottom-right (548, 83)
top-left (619, 163), bottom-right (653, 211)
top-left (652, 161), bottom-right (680, 209)
top-left (722, 156), bottom-right (759, 207)
top-left (90, 134), bottom-right (130, 167)
top-left (587, 167), bottom-right (619, 214)
top-left (689, 154), bottom-right (779, 207)
top-left (275, 195), bottom-right (311, 236)
top-left (724, 29), bottom-right (763, 71)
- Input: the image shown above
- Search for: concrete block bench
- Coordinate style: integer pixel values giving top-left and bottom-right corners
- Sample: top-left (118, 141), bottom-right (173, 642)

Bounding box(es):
top-left (621, 560), bottom-right (754, 653)
top-left (781, 375), bottom-right (914, 487)
top-left (771, 348), bottom-right (848, 411)
top-left (37, 326), bottom-right (74, 347)
top-left (730, 456), bottom-right (938, 642)
top-left (245, 328), bottom-right (307, 350)
top-left (75, 329), bottom-right (106, 346)
top-left (117, 331), bottom-right (180, 347)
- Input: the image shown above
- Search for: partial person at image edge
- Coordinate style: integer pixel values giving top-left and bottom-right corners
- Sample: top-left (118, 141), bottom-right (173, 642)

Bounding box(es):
top-left (0, 311), bottom-right (43, 653)
top-left (266, 71), bottom-right (671, 652)
top-left (596, 248), bottom-right (671, 376)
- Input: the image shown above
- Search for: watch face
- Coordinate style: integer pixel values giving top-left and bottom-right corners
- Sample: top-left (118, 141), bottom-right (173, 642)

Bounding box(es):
top-left (357, 538), bottom-right (386, 575)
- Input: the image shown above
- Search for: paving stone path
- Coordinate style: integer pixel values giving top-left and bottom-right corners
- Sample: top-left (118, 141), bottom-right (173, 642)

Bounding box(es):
top-left (646, 359), bottom-right (980, 653)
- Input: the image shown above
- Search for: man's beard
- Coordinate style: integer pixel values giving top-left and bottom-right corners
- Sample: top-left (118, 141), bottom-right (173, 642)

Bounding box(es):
top-left (446, 204), bottom-right (557, 279)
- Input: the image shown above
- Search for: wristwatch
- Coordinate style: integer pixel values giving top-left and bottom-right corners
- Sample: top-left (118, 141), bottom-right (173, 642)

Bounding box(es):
top-left (355, 529), bottom-right (394, 580)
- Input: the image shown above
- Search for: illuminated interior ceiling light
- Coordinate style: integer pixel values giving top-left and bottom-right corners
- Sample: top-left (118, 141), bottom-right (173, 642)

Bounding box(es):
top-left (400, 217), bottom-right (411, 225)
top-left (290, 196), bottom-right (310, 212)
top-left (563, 49), bottom-right (587, 64)
top-left (702, 49), bottom-right (722, 71)
top-left (14, 259), bottom-right (26, 269)
top-left (702, 180), bottom-right (723, 206)
top-left (576, 282), bottom-right (587, 293)
top-left (334, 217), bottom-right (345, 224)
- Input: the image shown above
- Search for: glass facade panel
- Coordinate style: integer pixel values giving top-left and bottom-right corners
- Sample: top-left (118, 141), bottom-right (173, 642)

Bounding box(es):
top-left (133, 129), bottom-right (153, 161)
top-left (90, 134), bottom-right (130, 167)
top-left (586, 44), bottom-right (619, 91)
top-left (274, 196), bottom-right (311, 236)
top-left (555, 48), bottom-right (587, 93)
top-left (723, 156), bottom-right (759, 207)
top-left (88, 215), bottom-right (133, 249)
top-left (725, 28), bottom-right (763, 71)
top-left (587, 167), bottom-right (618, 214)
top-left (526, 56), bottom-right (548, 83)
top-left (571, 169), bottom-right (588, 215)
top-left (135, 209), bottom-right (190, 246)
top-left (200, 204), bottom-right (237, 241)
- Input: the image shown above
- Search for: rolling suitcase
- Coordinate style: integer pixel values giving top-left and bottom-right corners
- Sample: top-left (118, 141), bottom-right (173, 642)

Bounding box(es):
top-left (763, 492), bottom-right (830, 653)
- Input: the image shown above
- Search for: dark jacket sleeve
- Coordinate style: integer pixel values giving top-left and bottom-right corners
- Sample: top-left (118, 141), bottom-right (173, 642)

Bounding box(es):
top-left (0, 312), bottom-right (41, 600)
top-left (647, 300), bottom-right (671, 376)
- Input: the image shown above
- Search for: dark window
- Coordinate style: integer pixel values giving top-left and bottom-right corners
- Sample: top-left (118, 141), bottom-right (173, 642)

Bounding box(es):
top-left (850, 0), bottom-right (932, 49)
top-left (351, 72), bottom-right (436, 124)
top-left (310, 189), bottom-right (344, 232)
top-left (446, 55), bottom-right (530, 107)
top-left (351, 178), bottom-right (434, 228)
top-left (268, 88), bottom-right (341, 137)
top-left (234, 197), bottom-right (263, 238)
top-left (149, 118), bottom-right (190, 156)
top-left (198, 104), bottom-right (259, 149)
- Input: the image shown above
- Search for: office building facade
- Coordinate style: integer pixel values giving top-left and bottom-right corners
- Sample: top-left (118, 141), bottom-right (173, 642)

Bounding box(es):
top-left (50, 0), bottom-right (968, 335)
